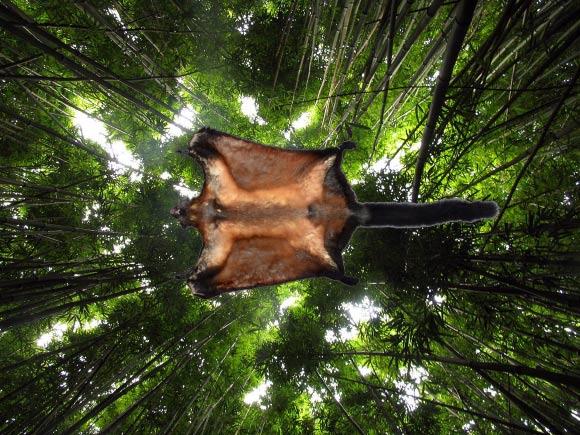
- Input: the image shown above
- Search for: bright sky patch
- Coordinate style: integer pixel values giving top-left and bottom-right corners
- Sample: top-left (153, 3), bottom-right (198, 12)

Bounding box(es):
top-left (343, 296), bottom-right (381, 324)
top-left (395, 365), bottom-right (428, 411)
top-left (292, 111), bottom-right (312, 130)
top-left (325, 296), bottom-right (381, 343)
top-left (73, 111), bottom-right (143, 182)
top-left (239, 96), bottom-right (266, 125)
top-left (37, 322), bottom-right (67, 348)
top-left (358, 365), bottom-right (373, 377)
top-left (283, 110), bottom-right (313, 139)
top-left (279, 295), bottom-right (299, 314)
top-left (370, 154), bottom-right (403, 173)
top-left (173, 178), bottom-right (198, 198)
top-left (243, 380), bottom-right (272, 410)
top-left (236, 13), bottom-right (254, 35)
top-left (306, 385), bottom-right (323, 404)
top-left (164, 105), bottom-right (197, 140)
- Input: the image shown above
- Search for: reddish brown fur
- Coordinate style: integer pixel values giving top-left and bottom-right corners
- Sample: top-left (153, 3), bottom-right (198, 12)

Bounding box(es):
top-left (172, 128), bottom-right (499, 298)
top-left (177, 128), bottom-right (354, 296)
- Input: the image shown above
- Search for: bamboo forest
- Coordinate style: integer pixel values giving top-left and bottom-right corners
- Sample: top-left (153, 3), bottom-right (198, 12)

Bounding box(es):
top-left (1, 0), bottom-right (578, 433)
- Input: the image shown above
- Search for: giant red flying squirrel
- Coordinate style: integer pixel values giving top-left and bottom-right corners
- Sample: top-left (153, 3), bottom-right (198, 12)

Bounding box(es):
top-left (171, 127), bottom-right (498, 298)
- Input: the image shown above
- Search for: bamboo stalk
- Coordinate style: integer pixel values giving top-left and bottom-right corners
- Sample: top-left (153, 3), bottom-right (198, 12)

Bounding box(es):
top-left (411, 0), bottom-right (477, 202)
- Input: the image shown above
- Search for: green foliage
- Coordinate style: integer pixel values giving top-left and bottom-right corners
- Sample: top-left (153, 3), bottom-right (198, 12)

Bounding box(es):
top-left (1, 0), bottom-right (578, 433)
top-left (257, 306), bottom-right (330, 383)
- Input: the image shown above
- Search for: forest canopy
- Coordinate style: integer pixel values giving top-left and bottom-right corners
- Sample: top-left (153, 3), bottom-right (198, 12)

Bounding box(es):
top-left (0, 0), bottom-right (578, 433)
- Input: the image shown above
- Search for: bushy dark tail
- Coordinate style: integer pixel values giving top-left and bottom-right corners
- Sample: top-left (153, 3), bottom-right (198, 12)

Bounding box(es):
top-left (360, 199), bottom-right (499, 228)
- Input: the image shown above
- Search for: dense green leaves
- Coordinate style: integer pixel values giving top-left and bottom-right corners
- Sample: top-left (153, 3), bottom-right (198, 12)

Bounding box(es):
top-left (1, 0), bottom-right (578, 433)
